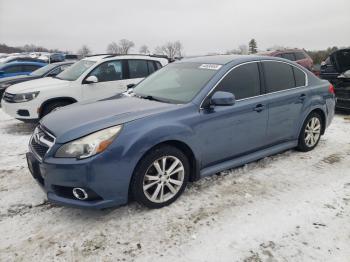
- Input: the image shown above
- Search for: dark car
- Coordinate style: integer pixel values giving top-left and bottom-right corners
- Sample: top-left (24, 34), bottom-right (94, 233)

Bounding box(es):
top-left (0, 61), bottom-right (47, 79)
top-left (0, 61), bottom-right (72, 99)
top-left (26, 55), bottom-right (335, 209)
top-left (260, 49), bottom-right (313, 71)
top-left (320, 49), bottom-right (350, 111)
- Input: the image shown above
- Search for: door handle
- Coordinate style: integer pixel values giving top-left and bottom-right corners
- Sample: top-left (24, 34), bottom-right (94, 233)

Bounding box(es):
top-left (299, 94), bottom-right (306, 101)
top-left (253, 104), bottom-right (265, 112)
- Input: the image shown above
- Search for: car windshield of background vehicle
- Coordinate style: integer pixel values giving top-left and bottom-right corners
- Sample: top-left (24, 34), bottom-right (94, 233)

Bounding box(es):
top-left (56, 60), bottom-right (95, 81)
top-left (30, 64), bottom-right (57, 76)
top-left (133, 62), bottom-right (218, 104)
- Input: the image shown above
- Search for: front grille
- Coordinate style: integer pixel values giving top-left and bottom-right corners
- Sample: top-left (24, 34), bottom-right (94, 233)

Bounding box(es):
top-left (31, 139), bottom-right (49, 159)
top-left (3, 92), bottom-right (15, 103)
top-left (30, 125), bottom-right (56, 159)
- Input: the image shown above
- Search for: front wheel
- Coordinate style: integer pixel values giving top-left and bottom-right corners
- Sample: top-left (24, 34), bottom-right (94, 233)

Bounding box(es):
top-left (297, 112), bottom-right (323, 152)
top-left (131, 146), bottom-right (189, 208)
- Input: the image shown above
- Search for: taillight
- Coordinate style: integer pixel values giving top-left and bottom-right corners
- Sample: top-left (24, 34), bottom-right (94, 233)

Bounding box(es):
top-left (329, 84), bottom-right (335, 94)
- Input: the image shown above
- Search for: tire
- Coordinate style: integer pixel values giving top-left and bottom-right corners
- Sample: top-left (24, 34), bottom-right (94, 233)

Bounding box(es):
top-left (131, 145), bottom-right (189, 208)
top-left (297, 112), bottom-right (323, 152)
top-left (41, 101), bottom-right (72, 118)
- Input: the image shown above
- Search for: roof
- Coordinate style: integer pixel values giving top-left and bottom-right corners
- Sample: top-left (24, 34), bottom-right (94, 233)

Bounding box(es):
top-left (179, 54), bottom-right (269, 65)
top-left (84, 54), bottom-right (169, 62)
top-left (0, 61), bottom-right (47, 68)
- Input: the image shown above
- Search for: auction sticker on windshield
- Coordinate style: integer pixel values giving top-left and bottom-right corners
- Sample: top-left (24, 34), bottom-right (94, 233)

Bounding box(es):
top-left (199, 64), bottom-right (222, 70)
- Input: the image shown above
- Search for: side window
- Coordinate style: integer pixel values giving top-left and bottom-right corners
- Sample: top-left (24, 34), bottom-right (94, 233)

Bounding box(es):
top-left (216, 62), bottom-right (260, 100)
top-left (89, 60), bottom-right (123, 82)
top-left (155, 61), bottom-right (162, 70)
top-left (263, 61), bottom-right (295, 92)
top-left (4, 65), bottom-right (22, 73)
top-left (295, 52), bottom-right (306, 60)
top-left (128, 60), bottom-right (148, 79)
top-left (23, 65), bottom-right (40, 72)
top-left (281, 53), bottom-right (296, 61)
top-left (147, 61), bottom-right (156, 74)
top-left (293, 67), bottom-right (306, 87)
top-left (47, 67), bottom-right (61, 76)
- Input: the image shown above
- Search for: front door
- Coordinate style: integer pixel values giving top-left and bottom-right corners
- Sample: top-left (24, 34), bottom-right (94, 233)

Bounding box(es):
top-left (196, 62), bottom-right (268, 168)
top-left (82, 60), bottom-right (129, 101)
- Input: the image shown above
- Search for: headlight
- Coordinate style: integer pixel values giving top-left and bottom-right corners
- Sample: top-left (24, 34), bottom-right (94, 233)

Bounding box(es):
top-left (55, 125), bottom-right (122, 159)
top-left (0, 82), bottom-right (12, 89)
top-left (13, 91), bottom-right (40, 103)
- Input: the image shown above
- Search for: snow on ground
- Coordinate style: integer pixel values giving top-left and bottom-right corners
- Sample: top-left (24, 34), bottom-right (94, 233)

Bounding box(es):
top-left (0, 109), bottom-right (349, 262)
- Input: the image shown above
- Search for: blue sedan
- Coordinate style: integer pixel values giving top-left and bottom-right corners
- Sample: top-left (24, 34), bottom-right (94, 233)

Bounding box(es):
top-left (0, 61), bottom-right (47, 79)
top-left (26, 55), bottom-right (335, 209)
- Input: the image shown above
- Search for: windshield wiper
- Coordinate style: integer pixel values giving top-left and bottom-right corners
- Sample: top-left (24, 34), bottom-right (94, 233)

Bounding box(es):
top-left (137, 94), bottom-right (165, 103)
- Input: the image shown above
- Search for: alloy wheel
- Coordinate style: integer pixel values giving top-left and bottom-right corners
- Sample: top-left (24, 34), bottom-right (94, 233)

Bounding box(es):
top-left (304, 117), bottom-right (321, 147)
top-left (143, 156), bottom-right (185, 203)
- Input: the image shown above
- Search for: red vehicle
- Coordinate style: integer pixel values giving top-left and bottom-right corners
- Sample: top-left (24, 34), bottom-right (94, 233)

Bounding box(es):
top-left (260, 49), bottom-right (314, 71)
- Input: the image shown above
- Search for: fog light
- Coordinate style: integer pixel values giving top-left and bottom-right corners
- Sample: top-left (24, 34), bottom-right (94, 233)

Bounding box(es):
top-left (72, 188), bottom-right (88, 200)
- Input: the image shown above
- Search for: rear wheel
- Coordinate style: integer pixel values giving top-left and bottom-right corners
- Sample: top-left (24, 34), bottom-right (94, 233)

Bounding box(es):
top-left (297, 112), bottom-right (323, 152)
top-left (41, 100), bottom-right (73, 118)
top-left (131, 145), bottom-right (189, 208)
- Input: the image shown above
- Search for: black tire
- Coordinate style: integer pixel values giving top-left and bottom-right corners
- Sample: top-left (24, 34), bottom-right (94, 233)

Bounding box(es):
top-left (41, 100), bottom-right (72, 118)
top-left (297, 112), bottom-right (323, 152)
top-left (131, 145), bottom-right (189, 208)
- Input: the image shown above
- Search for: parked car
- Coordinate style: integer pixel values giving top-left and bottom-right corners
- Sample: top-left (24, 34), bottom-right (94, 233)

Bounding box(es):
top-left (260, 49), bottom-right (313, 71)
top-left (0, 61), bottom-right (72, 99)
top-left (64, 54), bottom-right (79, 61)
top-left (0, 61), bottom-right (47, 79)
top-left (320, 48), bottom-right (350, 111)
top-left (1, 55), bottom-right (167, 121)
top-left (0, 54), bottom-right (46, 64)
top-left (25, 55), bottom-right (335, 209)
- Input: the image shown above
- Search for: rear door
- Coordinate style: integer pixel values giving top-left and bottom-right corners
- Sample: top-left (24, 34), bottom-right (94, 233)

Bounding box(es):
top-left (262, 61), bottom-right (308, 144)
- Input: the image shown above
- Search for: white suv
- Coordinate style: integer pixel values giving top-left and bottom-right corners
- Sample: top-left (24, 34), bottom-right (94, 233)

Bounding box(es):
top-left (1, 54), bottom-right (168, 121)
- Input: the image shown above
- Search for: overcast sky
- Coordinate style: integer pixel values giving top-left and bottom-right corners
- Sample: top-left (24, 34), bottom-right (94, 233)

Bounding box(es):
top-left (0, 0), bottom-right (349, 55)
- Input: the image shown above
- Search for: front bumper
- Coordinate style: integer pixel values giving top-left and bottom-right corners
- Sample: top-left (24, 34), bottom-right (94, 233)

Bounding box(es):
top-left (26, 144), bottom-right (134, 209)
top-left (1, 99), bottom-right (39, 120)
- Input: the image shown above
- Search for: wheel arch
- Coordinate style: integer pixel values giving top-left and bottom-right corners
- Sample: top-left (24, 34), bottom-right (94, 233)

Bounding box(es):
top-left (39, 97), bottom-right (77, 117)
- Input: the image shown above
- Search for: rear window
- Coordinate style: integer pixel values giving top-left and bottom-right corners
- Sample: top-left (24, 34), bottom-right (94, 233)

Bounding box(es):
top-left (128, 60), bottom-right (149, 78)
top-left (281, 53), bottom-right (296, 61)
top-left (293, 67), bottom-right (306, 86)
top-left (263, 61), bottom-right (295, 92)
top-left (295, 52), bottom-right (306, 60)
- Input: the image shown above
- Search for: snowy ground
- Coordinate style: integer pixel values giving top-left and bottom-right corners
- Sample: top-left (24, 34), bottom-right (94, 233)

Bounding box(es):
top-left (0, 109), bottom-right (349, 262)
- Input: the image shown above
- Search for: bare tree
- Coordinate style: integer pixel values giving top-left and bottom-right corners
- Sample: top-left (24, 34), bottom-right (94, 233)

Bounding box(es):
top-left (118, 39), bottom-right (135, 54)
top-left (238, 44), bottom-right (248, 55)
top-left (139, 45), bottom-right (150, 54)
top-left (107, 42), bottom-right (120, 54)
top-left (155, 41), bottom-right (183, 59)
top-left (77, 45), bottom-right (91, 57)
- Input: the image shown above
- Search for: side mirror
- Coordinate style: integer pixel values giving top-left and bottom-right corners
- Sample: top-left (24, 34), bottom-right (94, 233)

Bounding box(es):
top-left (85, 75), bottom-right (98, 84)
top-left (127, 83), bottom-right (135, 89)
top-left (210, 91), bottom-right (235, 106)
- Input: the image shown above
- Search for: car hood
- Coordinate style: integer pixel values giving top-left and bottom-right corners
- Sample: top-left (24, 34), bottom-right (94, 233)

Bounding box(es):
top-left (330, 49), bottom-right (350, 73)
top-left (41, 96), bottom-right (177, 143)
top-left (6, 77), bottom-right (70, 93)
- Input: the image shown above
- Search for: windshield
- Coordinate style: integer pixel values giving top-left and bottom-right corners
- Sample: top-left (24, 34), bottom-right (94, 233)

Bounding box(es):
top-left (133, 62), bottom-right (218, 103)
top-left (56, 60), bottom-right (95, 81)
top-left (30, 64), bottom-right (57, 76)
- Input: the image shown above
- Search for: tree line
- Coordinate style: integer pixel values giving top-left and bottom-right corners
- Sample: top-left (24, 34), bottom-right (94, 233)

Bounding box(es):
top-left (1, 41), bottom-right (347, 65)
